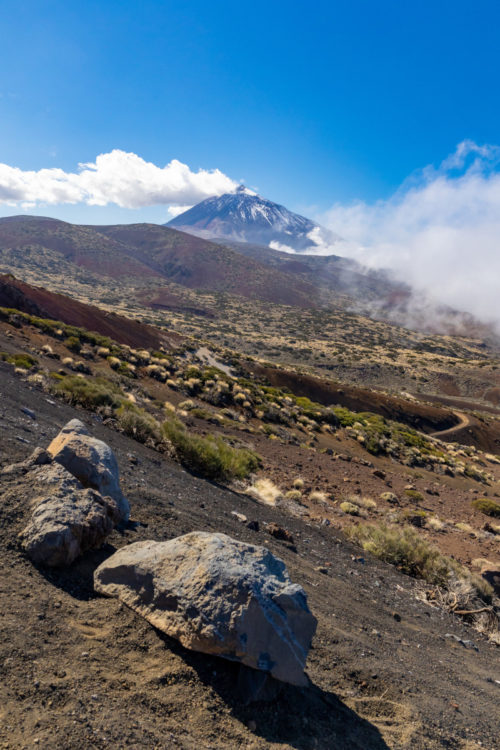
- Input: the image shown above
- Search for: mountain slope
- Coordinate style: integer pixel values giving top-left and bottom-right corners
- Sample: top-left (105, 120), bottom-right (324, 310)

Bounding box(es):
top-left (0, 273), bottom-right (179, 349)
top-left (222, 239), bottom-right (407, 302)
top-left (166, 186), bottom-right (338, 251)
top-left (0, 216), bottom-right (317, 308)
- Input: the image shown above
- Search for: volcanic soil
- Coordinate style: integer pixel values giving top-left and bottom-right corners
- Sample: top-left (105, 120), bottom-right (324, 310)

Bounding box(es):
top-left (0, 364), bottom-right (499, 750)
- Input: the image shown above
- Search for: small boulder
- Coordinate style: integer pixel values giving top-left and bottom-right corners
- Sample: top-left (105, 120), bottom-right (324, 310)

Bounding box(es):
top-left (266, 523), bottom-right (294, 544)
top-left (48, 419), bottom-right (129, 522)
top-left (1, 446), bottom-right (52, 475)
top-left (19, 463), bottom-right (119, 566)
top-left (94, 532), bottom-right (316, 686)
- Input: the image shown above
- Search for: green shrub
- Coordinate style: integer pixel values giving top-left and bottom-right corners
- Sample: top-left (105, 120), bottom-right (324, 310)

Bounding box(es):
top-left (332, 406), bottom-right (359, 427)
top-left (472, 498), bottom-right (500, 517)
top-left (285, 489), bottom-right (303, 502)
top-left (346, 523), bottom-right (492, 600)
top-left (116, 402), bottom-right (161, 443)
top-left (405, 489), bottom-right (424, 503)
top-left (1, 352), bottom-right (38, 370)
top-left (64, 336), bottom-right (81, 353)
top-left (162, 419), bottom-right (260, 482)
top-left (52, 375), bottom-right (124, 410)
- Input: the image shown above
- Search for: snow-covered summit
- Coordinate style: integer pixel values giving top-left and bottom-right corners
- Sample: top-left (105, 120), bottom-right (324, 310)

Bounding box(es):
top-left (166, 188), bottom-right (338, 252)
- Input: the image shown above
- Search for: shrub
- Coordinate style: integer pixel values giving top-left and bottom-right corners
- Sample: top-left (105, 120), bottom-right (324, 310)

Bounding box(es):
top-left (178, 399), bottom-right (195, 411)
top-left (162, 419), bottom-right (260, 482)
top-left (472, 498), bottom-right (500, 517)
top-left (309, 490), bottom-right (328, 503)
top-left (455, 522), bottom-right (475, 534)
top-left (2, 352), bottom-right (38, 370)
top-left (285, 489), bottom-right (303, 502)
top-left (107, 356), bottom-right (121, 370)
top-left (346, 523), bottom-right (492, 600)
top-left (404, 489), bottom-right (424, 503)
top-left (64, 336), bottom-right (81, 353)
top-left (293, 477), bottom-right (304, 489)
top-left (380, 491), bottom-right (399, 504)
top-left (246, 478), bottom-right (282, 506)
top-left (52, 375), bottom-right (124, 410)
top-left (340, 501), bottom-right (360, 515)
top-left (427, 516), bottom-right (445, 532)
top-left (357, 496), bottom-right (377, 510)
top-left (116, 402), bottom-right (161, 444)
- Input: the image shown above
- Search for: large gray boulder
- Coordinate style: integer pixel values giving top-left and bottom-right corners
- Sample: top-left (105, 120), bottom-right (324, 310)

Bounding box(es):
top-left (94, 532), bottom-right (317, 686)
top-left (47, 419), bottom-right (129, 523)
top-left (19, 463), bottom-right (120, 566)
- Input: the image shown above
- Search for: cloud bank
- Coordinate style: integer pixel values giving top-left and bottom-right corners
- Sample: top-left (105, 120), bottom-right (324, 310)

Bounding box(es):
top-left (320, 140), bottom-right (500, 328)
top-left (0, 150), bottom-right (237, 209)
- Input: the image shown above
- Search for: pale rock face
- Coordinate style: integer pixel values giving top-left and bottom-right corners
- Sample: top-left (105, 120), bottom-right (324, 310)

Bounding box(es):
top-left (48, 419), bottom-right (130, 522)
top-left (19, 463), bottom-right (119, 566)
top-left (94, 532), bottom-right (317, 686)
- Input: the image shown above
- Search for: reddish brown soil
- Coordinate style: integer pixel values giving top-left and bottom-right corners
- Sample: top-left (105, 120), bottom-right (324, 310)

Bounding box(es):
top-left (136, 287), bottom-right (216, 319)
top-left (0, 275), bottom-right (183, 350)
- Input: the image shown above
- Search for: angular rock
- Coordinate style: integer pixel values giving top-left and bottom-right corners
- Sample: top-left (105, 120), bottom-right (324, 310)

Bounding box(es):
top-left (94, 532), bottom-right (317, 686)
top-left (1, 446), bottom-right (52, 475)
top-left (48, 419), bottom-right (129, 522)
top-left (19, 463), bottom-right (120, 566)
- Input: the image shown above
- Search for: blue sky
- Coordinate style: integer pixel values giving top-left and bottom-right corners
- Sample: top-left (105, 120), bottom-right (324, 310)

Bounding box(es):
top-left (1, 0), bottom-right (500, 224)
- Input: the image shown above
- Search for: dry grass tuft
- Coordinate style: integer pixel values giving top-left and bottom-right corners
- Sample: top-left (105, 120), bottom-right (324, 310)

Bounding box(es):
top-left (246, 478), bottom-right (282, 506)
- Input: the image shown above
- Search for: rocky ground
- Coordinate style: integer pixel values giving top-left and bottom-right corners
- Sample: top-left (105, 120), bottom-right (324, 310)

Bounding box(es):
top-left (1, 363), bottom-right (499, 749)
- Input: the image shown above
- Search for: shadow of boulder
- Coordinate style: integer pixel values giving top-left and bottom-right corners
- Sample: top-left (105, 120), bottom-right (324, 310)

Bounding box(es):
top-left (153, 629), bottom-right (390, 750)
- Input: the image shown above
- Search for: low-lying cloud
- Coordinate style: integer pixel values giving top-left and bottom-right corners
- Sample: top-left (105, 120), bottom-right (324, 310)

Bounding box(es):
top-left (319, 140), bottom-right (500, 329)
top-left (0, 150), bottom-right (237, 209)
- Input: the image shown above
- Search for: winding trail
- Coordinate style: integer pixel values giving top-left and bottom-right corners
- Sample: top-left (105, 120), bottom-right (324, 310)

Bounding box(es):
top-left (431, 410), bottom-right (471, 438)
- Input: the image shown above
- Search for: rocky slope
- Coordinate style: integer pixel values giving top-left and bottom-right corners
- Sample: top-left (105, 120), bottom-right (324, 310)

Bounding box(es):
top-left (1, 363), bottom-right (499, 749)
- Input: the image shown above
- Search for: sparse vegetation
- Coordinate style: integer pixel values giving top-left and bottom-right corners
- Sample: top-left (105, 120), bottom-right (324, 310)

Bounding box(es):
top-left (161, 418), bottom-right (260, 482)
top-left (340, 500), bottom-right (361, 515)
top-left (472, 498), bottom-right (500, 517)
top-left (64, 335), bottom-right (81, 353)
top-left (405, 489), bottom-right (424, 503)
top-left (346, 523), bottom-right (492, 600)
top-left (246, 478), bottom-right (282, 506)
top-left (51, 375), bottom-right (124, 410)
top-left (0, 352), bottom-right (38, 370)
top-left (116, 402), bottom-right (162, 444)
top-left (285, 489), bottom-right (303, 502)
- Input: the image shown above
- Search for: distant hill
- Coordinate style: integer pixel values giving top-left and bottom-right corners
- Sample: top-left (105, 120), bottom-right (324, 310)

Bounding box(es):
top-left (0, 273), bottom-right (178, 349)
top-left (166, 185), bottom-right (339, 252)
top-left (0, 216), bottom-right (317, 308)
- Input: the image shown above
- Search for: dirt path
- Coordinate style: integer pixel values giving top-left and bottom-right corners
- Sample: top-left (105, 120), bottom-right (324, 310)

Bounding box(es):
top-left (431, 410), bottom-right (471, 438)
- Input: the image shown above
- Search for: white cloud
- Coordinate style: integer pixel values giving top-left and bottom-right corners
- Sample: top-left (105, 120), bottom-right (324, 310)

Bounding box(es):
top-left (166, 204), bottom-right (193, 219)
top-left (319, 140), bottom-right (500, 328)
top-left (269, 240), bottom-right (296, 253)
top-left (0, 150), bottom-right (238, 209)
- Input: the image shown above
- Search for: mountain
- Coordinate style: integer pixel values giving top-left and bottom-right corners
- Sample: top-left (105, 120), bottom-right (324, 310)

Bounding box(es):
top-left (0, 216), bottom-right (316, 308)
top-left (166, 186), bottom-right (338, 252)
